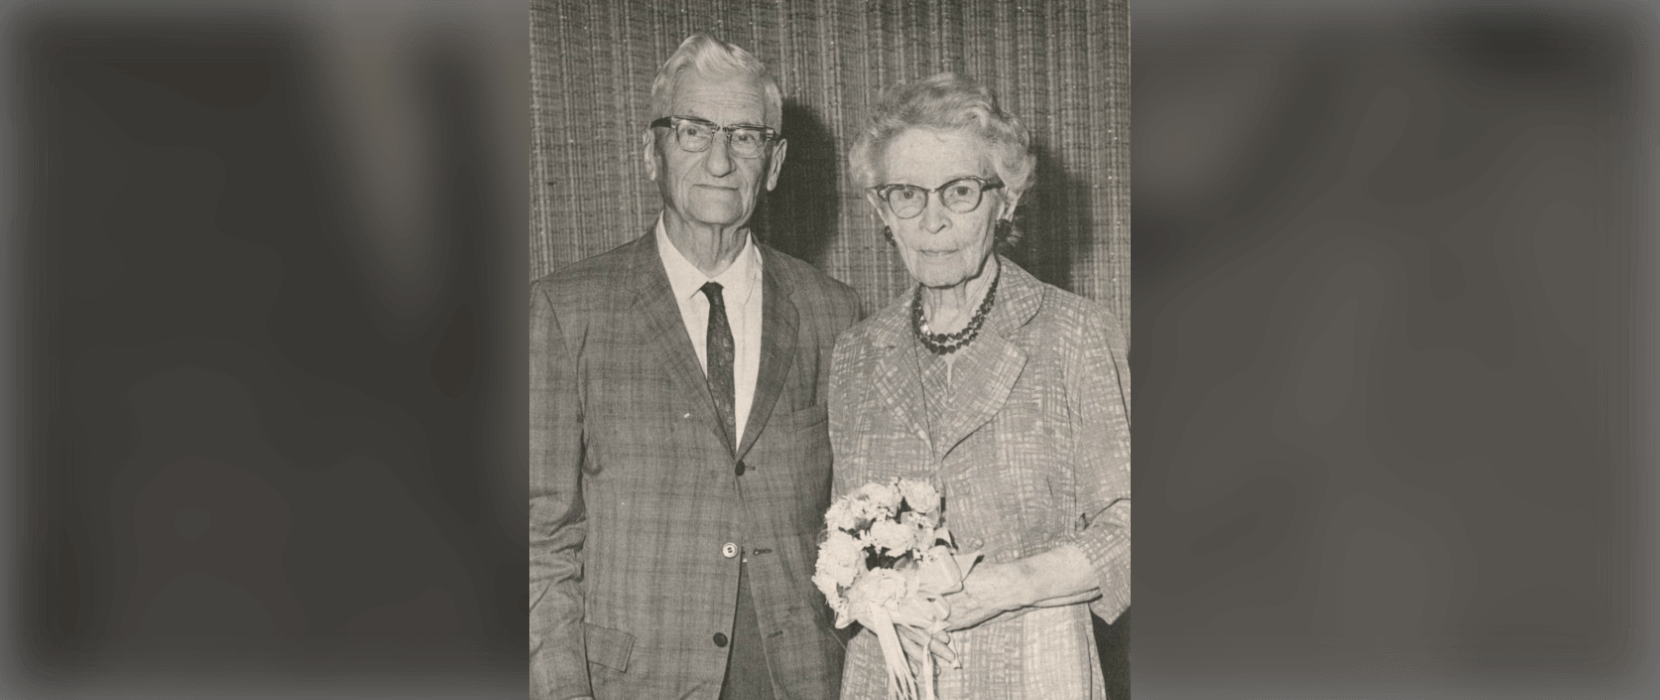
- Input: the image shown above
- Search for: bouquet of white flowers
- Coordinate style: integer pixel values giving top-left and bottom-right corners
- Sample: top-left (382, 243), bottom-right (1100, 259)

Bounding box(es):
top-left (813, 477), bottom-right (980, 700)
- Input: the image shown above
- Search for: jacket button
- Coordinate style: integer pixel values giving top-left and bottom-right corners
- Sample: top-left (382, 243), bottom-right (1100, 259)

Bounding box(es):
top-left (735, 460), bottom-right (747, 476)
top-left (713, 632), bottom-right (729, 647)
top-left (722, 542), bottom-right (738, 559)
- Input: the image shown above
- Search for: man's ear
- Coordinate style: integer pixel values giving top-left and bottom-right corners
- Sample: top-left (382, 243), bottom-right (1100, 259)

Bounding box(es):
top-left (763, 138), bottom-right (788, 192)
top-left (642, 130), bottom-right (659, 182)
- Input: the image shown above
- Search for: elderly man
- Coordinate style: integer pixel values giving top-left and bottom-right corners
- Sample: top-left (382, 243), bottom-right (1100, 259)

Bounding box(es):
top-left (530, 35), bottom-right (859, 700)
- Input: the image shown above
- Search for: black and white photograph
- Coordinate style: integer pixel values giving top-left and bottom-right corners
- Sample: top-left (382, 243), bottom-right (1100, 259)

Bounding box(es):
top-left (527, 2), bottom-right (1131, 699)
top-left (8, 0), bottom-right (1660, 699)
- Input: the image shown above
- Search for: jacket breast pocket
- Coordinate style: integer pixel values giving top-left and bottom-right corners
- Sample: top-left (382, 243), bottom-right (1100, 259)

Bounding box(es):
top-left (789, 403), bottom-right (829, 432)
top-left (583, 621), bottom-right (635, 672)
top-left (788, 403), bottom-right (831, 466)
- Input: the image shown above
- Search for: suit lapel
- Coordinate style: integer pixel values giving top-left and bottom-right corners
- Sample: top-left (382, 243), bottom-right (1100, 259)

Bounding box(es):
top-left (929, 332), bottom-right (1026, 462)
top-left (864, 298), bottom-right (932, 456)
top-left (736, 246), bottom-right (798, 460)
top-left (630, 232), bottom-right (733, 454)
top-left (927, 256), bottom-right (1044, 462)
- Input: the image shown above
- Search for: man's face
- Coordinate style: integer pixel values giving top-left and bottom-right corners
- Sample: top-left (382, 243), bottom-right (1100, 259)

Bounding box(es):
top-left (645, 70), bottom-right (787, 231)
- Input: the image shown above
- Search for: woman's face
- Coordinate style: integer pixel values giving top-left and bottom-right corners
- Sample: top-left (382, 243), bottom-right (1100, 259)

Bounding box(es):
top-left (872, 128), bottom-right (1018, 289)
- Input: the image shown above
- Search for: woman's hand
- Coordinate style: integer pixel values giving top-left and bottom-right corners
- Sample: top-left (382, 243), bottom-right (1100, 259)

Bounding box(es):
top-left (942, 544), bottom-right (1102, 632)
top-left (896, 624), bottom-right (956, 670)
top-left (942, 562), bottom-right (1025, 631)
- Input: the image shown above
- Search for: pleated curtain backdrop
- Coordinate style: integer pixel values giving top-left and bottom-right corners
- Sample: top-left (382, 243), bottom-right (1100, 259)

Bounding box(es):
top-left (530, 0), bottom-right (1130, 336)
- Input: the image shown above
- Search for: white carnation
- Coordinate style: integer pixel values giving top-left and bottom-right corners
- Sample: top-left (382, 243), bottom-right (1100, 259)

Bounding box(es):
top-left (847, 495), bottom-right (878, 524)
top-left (812, 568), bottom-right (840, 603)
top-left (812, 567), bottom-right (853, 626)
top-left (899, 478), bottom-right (941, 515)
top-left (825, 499), bottom-right (856, 532)
top-left (902, 510), bottom-right (939, 549)
top-left (855, 531), bottom-right (876, 556)
top-left (817, 531), bottom-right (864, 588)
top-left (856, 480), bottom-right (902, 517)
top-left (868, 519), bottom-right (917, 556)
top-left (847, 567), bottom-right (912, 614)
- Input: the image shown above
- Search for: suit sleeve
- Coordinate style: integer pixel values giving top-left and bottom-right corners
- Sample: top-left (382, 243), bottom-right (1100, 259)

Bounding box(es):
top-left (823, 282), bottom-right (863, 493)
top-left (845, 284), bottom-right (866, 325)
top-left (826, 329), bottom-right (861, 502)
top-left (1068, 306), bottom-right (1133, 624)
top-left (529, 281), bottom-right (591, 700)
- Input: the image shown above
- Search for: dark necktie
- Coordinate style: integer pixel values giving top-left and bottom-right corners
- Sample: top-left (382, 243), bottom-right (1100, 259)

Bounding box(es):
top-left (701, 282), bottom-right (737, 448)
top-left (702, 282), bottom-right (773, 700)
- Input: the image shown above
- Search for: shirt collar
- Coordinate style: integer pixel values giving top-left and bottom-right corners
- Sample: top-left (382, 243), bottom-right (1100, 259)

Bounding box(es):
top-left (655, 215), bottom-right (762, 306)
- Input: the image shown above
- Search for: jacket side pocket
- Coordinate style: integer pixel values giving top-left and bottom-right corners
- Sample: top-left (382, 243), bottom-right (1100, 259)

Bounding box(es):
top-left (583, 622), bottom-right (635, 672)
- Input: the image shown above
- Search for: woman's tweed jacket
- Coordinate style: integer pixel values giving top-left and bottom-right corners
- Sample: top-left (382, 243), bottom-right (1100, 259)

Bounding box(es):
top-left (828, 258), bottom-right (1131, 699)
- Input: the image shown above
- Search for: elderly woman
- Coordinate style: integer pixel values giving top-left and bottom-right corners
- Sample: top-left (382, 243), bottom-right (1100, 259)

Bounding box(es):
top-left (827, 73), bottom-right (1131, 699)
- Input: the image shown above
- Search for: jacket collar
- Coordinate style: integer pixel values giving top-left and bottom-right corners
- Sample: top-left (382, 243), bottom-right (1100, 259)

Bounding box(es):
top-left (865, 255), bottom-right (1043, 350)
top-left (866, 256), bottom-right (1045, 462)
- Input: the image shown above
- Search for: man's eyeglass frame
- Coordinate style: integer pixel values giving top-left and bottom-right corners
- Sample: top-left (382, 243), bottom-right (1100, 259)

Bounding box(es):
top-left (650, 115), bottom-right (780, 159)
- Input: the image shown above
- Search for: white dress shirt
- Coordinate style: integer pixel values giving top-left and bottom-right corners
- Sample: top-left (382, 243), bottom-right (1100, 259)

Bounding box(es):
top-left (655, 218), bottom-right (764, 443)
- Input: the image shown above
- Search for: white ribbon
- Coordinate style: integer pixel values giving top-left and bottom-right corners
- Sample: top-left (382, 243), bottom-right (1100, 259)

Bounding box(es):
top-left (854, 549), bottom-right (982, 700)
top-left (867, 606), bottom-right (918, 700)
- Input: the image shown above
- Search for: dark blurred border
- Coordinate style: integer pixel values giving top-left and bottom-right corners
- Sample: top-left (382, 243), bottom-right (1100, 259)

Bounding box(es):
top-left (1136, 0), bottom-right (1659, 698)
top-left (2, 1), bottom-right (526, 697)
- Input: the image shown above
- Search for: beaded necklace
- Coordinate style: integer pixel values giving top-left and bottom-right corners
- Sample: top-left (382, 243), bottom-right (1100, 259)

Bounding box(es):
top-left (911, 265), bottom-right (1001, 355)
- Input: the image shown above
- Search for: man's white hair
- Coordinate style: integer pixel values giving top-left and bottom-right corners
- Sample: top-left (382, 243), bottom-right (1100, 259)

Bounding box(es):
top-left (649, 34), bottom-right (783, 129)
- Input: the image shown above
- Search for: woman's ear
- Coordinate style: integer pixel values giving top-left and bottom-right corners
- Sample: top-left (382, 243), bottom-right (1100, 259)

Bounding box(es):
top-left (864, 190), bottom-right (895, 229)
top-left (863, 191), bottom-right (903, 232)
top-left (998, 188), bottom-right (1024, 220)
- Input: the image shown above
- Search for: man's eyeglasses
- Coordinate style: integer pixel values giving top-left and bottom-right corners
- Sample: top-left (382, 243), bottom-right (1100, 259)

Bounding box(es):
top-left (870, 177), bottom-right (1004, 219)
top-left (650, 116), bottom-right (779, 159)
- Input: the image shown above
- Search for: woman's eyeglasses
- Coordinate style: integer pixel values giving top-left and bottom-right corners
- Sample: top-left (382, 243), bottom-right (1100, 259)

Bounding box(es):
top-left (650, 116), bottom-right (779, 159)
top-left (870, 177), bottom-right (1004, 219)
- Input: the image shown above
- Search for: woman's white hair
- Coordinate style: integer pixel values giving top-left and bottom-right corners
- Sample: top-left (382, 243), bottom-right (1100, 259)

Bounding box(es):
top-left (849, 72), bottom-right (1036, 213)
top-left (650, 34), bottom-right (783, 129)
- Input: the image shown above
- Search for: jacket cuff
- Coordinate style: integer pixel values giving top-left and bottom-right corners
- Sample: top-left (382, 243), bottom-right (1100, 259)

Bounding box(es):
top-left (1072, 520), bottom-right (1130, 624)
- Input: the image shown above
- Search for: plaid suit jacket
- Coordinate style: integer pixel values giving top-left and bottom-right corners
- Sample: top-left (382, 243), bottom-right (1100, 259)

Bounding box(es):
top-left (530, 232), bottom-right (860, 700)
